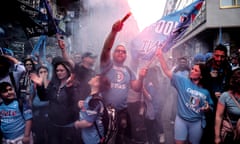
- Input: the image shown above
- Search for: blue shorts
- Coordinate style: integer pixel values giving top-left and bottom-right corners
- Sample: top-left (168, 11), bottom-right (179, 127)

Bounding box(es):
top-left (174, 115), bottom-right (203, 144)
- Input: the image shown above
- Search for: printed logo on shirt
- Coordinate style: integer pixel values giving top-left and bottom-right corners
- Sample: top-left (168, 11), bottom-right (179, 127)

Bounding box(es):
top-left (116, 71), bottom-right (124, 82)
top-left (186, 96), bottom-right (202, 113)
top-left (110, 83), bottom-right (127, 89)
top-left (189, 96), bottom-right (200, 108)
top-left (185, 88), bottom-right (206, 113)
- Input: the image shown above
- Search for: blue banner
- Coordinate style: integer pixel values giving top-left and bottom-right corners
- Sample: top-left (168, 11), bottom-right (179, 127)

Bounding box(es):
top-left (129, 0), bottom-right (203, 65)
top-left (11, 0), bottom-right (64, 38)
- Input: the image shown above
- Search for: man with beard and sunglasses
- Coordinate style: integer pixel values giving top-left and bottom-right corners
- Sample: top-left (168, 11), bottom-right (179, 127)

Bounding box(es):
top-left (100, 19), bottom-right (147, 144)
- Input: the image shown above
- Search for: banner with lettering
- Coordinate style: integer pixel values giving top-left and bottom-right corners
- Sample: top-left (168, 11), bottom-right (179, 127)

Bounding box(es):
top-left (129, 0), bottom-right (203, 67)
top-left (13, 0), bottom-right (61, 38)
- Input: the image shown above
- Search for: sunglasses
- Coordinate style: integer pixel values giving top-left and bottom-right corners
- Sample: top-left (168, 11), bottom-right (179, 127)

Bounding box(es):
top-left (114, 49), bottom-right (126, 54)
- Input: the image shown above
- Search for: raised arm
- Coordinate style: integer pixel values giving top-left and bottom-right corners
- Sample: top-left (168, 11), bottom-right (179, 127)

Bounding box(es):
top-left (156, 48), bottom-right (173, 79)
top-left (57, 34), bottom-right (75, 67)
top-left (131, 67), bottom-right (147, 92)
top-left (2, 54), bottom-right (20, 64)
top-left (100, 20), bottom-right (123, 66)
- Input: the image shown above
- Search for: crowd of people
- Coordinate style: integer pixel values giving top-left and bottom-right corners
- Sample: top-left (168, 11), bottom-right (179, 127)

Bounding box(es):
top-left (0, 18), bottom-right (240, 144)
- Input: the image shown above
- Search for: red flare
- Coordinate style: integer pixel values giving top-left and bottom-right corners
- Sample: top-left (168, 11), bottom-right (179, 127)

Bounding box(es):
top-left (121, 12), bottom-right (132, 23)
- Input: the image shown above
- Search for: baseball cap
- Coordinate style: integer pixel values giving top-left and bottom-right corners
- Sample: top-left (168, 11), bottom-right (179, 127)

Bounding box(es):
top-left (81, 52), bottom-right (97, 59)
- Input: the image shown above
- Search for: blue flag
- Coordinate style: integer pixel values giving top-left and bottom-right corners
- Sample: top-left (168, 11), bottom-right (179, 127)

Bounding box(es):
top-left (129, 0), bottom-right (203, 66)
top-left (0, 47), bottom-right (14, 56)
top-left (9, 0), bottom-right (65, 38)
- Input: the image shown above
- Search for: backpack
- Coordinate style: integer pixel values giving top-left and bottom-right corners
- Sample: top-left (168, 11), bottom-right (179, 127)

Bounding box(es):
top-left (89, 95), bottom-right (117, 144)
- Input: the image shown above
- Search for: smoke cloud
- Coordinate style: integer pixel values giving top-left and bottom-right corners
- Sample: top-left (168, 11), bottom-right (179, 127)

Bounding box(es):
top-left (72, 0), bottom-right (139, 58)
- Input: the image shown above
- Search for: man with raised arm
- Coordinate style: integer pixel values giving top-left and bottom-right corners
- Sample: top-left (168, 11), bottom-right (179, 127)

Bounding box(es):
top-left (100, 20), bottom-right (147, 143)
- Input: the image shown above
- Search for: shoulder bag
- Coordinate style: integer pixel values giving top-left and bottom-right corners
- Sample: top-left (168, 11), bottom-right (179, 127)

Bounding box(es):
top-left (229, 94), bottom-right (240, 140)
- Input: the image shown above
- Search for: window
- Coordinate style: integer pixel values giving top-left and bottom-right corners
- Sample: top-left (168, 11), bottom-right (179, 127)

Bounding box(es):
top-left (220, 0), bottom-right (240, 8)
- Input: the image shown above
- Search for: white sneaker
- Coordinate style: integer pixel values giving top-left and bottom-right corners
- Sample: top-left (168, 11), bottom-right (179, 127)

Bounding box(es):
top-left (159, 133), bottom-right (165, 143)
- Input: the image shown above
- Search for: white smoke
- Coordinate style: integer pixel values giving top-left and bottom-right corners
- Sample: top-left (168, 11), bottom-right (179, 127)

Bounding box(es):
top-left (66, 0), bottom-right (139, 69)
top-left (74, 0), bottom-right (138, 52)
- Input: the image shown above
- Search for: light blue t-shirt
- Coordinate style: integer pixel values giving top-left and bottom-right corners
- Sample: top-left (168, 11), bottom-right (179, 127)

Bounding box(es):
top-left (175, 70), bottom-right (189, 78)
top-left (219, 92), bottom-right (240, 126)
top-left (80, 96), bottom-right (104, 144)
top-left (101, 61), bottom-right (136, 110)
top-left (0, 100), bottom-right (33, 139)
top-left (171, 73), bottom-right (213, 122)
top-left (33, 94), bottom-right (49, 107)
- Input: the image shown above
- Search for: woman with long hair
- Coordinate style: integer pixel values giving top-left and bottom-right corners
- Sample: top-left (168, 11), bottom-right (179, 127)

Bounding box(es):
top-left (30, 60), bottom-right (84, 144)
top-left (215, 69), bottom-right (240, 144)
top-left (32, 65), bottom-right (50, 144)
top-left (156, 48), bottom-right (213, 144)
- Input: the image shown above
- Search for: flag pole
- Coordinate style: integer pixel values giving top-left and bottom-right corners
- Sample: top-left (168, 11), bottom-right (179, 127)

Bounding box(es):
top-left (145, 55), bottom-right (156, 68)
top-left (218, 27), bottom-right (222, 45)
top-left (43, 0), bottom-right (59, 34)
top-left (145, 40), bottom-right (168, 68)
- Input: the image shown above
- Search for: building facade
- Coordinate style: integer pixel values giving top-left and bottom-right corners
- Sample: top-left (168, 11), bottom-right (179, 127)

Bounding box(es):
top-left (163, 0), bottom-right (240, 62)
